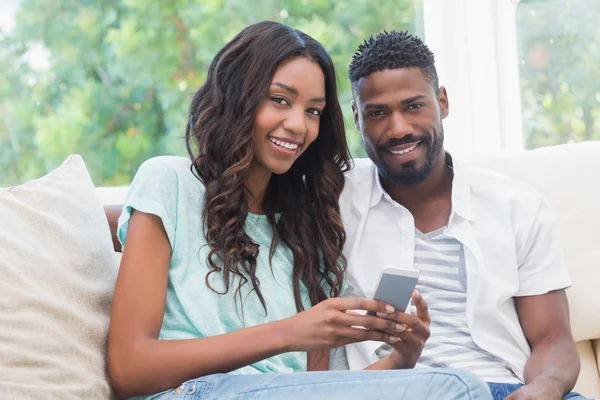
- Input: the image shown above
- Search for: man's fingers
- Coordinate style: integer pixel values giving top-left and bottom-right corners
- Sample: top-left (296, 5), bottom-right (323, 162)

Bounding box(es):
top-left (412, 290), bottom-right (431, 325)
top-left (377, 311), bottom-right (430, 339)
top-left (394, 329), bottom-right (427, 348)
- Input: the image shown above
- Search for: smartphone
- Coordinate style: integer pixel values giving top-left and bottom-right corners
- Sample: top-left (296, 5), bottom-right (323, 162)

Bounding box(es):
top-left (367, 266), bottom-right (420, 315)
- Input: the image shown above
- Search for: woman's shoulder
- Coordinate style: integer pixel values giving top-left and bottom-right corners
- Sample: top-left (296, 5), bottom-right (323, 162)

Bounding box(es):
top-left (136, 155), bottom-right (193, 177)
top-left (133, 156), bottom-right (201, 188)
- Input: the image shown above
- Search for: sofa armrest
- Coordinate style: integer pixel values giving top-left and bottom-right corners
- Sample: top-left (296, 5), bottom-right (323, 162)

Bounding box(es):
top-left (104, 205), bottom-right (122, 253)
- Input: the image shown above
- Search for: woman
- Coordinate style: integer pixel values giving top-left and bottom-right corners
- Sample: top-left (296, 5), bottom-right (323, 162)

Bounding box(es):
top-left (107, 21), bottom-right (491, 400)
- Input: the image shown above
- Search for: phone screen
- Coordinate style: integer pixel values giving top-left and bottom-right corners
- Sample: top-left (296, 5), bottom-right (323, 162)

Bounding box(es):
top-left (371, 272), bottom-right (419, 313)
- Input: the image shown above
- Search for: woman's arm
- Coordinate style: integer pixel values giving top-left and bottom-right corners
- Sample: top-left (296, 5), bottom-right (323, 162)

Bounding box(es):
top-left (108, 210), bottom-right (293, 398)
top-left (307, 351), bottom-right (330, 371)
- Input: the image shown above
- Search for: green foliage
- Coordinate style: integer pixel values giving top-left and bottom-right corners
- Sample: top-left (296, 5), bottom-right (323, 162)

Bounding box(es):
top-left (516, 0), bottom-right (600, 149)
top-left (0, 0), bottom-right (422, 186)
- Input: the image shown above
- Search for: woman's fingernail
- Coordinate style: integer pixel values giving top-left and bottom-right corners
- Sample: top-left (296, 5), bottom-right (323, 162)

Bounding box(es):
top-left (385, 304), bottom-right (395, 313)
top-left (377, 312), bottom-right (388, 318)
top-left (389, 336), bottom-right (400, 343)
top-left (396, 324), bottom-right (405, 332)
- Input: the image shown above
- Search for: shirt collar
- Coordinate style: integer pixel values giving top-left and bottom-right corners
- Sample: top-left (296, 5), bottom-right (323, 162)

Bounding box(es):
top-left (369, 152), bottom-right (474, 221)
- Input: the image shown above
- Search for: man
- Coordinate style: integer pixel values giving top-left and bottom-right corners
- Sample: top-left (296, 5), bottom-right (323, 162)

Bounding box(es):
top-left (338, 30), bottom-right (584, 400)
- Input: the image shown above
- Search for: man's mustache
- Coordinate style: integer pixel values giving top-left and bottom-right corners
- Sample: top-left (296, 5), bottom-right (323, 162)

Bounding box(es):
top-left (378, 134), bottom-right (429, 151)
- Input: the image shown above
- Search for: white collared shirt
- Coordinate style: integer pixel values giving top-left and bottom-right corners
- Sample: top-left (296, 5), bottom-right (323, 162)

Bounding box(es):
top-left (339, 156), bottom-right (572, 381)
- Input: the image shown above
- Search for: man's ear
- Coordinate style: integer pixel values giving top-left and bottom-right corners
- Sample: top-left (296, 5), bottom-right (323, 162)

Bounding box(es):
top-left (438, 86), bottom-right (449, 119)
top-left (352, 101), bottom-right (360, 130)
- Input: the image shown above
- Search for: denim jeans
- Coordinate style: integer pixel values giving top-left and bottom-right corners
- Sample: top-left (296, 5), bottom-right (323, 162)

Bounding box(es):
top-left (487, 382), bottom-right (589, 400)
top-left (155, 368), bottom-right (492, 399)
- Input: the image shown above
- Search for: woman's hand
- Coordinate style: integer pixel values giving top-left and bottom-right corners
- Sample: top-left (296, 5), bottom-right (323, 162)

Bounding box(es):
top-left (283, 297), bottom-right (405, 352)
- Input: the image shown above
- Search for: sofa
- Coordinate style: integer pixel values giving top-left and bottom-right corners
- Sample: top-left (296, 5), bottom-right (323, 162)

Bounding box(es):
top-left (1, 141), bottom-right (599, 399)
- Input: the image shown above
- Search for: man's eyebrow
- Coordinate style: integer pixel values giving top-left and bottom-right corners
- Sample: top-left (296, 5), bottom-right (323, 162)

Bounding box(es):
top-left (363, 103), bottom-right (389, 110)
top-left (273, 82), bottom-right (326, 103)
top-left (400, 95), bottom-right (427, 105)
top-left (363, 95), bottom-right (428, 110)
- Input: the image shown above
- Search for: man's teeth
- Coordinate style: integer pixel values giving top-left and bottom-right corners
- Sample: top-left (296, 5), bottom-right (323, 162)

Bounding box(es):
top-left (269, 137), bottom-right (299, 150)
top-left (390, 143), bottom-right (418, 155)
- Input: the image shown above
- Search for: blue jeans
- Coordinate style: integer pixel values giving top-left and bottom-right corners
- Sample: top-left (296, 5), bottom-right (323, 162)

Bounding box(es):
top-left (487, 382), bottom-right (588, 400)
top-left (156, 368), bottom-right (492, 399)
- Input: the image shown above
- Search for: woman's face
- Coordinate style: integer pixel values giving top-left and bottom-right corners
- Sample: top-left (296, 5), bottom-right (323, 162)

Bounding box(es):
top-left (251, 56), bottom-right (326, 176)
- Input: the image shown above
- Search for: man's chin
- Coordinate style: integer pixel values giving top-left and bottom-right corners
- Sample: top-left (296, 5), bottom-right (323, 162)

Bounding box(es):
top-left (379, 162), bottom-right (431, 186)
top-left (388, 171), bottom-right (429, 186)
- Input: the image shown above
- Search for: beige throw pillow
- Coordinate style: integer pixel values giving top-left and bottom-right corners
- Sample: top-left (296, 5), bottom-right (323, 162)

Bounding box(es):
top-left (0, 155), bottom-right (117, 399)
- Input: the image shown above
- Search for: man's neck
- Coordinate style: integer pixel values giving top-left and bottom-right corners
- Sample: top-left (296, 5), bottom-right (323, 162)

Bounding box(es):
top-left (381, 151), bottom-right (453, 227)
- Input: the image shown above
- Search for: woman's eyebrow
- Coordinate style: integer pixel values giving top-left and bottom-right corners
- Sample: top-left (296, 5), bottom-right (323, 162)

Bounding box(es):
top-left (273, 82), bottom-right (326, 103)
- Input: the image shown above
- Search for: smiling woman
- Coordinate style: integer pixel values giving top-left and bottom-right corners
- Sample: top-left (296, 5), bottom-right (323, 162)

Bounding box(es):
top-left (251, 57), bottom-right (326, 179)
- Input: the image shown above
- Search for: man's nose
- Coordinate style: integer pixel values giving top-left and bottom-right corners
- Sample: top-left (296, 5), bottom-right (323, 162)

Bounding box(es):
top-left (387, 111), bottom-right (413, 139)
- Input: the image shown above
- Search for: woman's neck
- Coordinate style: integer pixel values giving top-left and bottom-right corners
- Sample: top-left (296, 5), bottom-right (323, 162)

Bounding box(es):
top-left (245, 163), bottom-right (272, 214)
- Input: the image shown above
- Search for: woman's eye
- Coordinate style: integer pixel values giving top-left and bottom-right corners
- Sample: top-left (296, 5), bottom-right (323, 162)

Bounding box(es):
top-left (308, 108), bottom-right (322, 116)
top-left (271, 96), bottom-right (289, 106)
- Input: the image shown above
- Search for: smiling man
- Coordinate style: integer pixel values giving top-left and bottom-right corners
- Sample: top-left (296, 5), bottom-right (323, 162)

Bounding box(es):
top-left (338, 31), bottom-right (586, 400)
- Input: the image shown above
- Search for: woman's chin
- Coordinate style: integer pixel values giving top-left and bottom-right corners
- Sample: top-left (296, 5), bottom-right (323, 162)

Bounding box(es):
top-left (269, 165), bottom-right (293, 175)
top-left (264, 159), bottom-right (296, 175)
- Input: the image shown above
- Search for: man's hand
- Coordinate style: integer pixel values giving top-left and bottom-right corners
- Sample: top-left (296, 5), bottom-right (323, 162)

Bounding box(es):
top-left (505, 378), bottom-right (562, 400)
top-left (381, 290), bottom-right (431, 369)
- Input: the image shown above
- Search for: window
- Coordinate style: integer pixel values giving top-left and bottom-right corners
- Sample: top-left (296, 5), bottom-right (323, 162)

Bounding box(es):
top-left (0, 0), bottom-right (423, 187)
top-left (515, 0), bottom-right (600, 149)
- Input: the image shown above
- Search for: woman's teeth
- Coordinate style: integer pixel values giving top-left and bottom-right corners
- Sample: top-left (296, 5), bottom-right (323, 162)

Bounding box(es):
top-left (269, 137), bottom-right (299, 150)
top-left (390, 143), bottom-right (418, 155)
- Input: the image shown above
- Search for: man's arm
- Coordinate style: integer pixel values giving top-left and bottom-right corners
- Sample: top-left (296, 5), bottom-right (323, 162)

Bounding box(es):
top-left (105, 205), bottom-right (122, 252)
top-left (507, 289), bottom-right (579, 400)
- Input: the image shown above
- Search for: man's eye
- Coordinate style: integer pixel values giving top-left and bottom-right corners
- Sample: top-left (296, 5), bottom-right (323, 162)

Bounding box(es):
top-left (408, 103), bottom-right (424, 110)
top-left (368, 110), bottom-right (384, 118)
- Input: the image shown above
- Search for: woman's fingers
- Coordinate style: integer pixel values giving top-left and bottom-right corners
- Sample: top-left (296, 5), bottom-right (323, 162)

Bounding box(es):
top-left (326, 297), bottom-right (395, 315)
top-left (333, 326), bottom-right (400, 346)
top-left (336, 311), bottom-right (406, 338)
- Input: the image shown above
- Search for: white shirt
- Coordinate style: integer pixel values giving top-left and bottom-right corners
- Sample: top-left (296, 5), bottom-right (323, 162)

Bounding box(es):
top-left (339, 156), bottom-right (572, 381)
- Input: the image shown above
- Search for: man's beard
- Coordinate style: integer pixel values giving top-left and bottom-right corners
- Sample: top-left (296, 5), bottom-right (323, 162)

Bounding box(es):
top-left (365, 126), bottom-right (444, 186)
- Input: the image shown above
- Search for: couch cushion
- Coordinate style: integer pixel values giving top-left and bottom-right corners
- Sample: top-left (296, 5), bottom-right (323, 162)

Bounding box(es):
top-left (0, 155), bottom-right (117, 399)
top-left (573, 340), bottom-right (600, 398)
top-left (472, 141), bottom-right (600, 342)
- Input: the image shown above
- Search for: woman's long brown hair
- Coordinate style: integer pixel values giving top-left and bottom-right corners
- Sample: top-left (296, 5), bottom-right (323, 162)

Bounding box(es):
top-left (186, 21), bottom-right (351, 313)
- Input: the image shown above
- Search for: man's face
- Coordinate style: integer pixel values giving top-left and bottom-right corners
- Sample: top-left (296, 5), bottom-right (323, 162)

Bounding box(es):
top-left (353, 67), bottom-right (449, 186)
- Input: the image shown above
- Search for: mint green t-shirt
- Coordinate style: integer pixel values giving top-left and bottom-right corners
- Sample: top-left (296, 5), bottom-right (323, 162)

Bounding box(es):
top-left (118, 156), bottom-right (317, 398)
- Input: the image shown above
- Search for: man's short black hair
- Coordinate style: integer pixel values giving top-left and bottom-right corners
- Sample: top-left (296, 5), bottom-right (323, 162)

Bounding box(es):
top-left (348, 30), bottom-right (439, 94)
